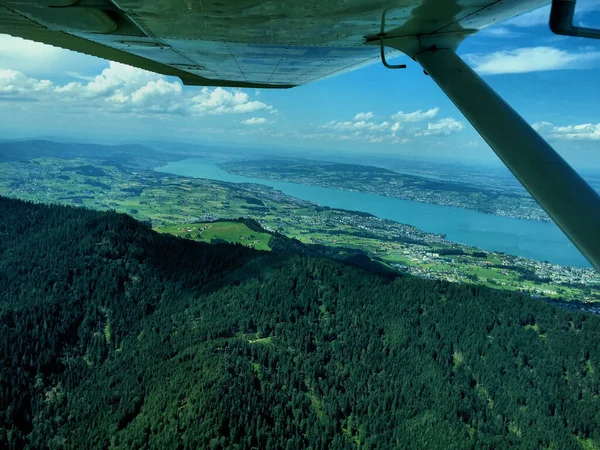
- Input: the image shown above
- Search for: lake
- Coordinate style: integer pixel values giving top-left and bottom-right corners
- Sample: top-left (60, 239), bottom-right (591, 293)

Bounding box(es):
top-left (157, 158), bottom-right (590, 268)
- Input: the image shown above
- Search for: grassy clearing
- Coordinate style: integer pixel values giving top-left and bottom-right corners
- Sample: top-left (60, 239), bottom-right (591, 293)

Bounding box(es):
top-left (586, 360), bottom-right (594, 377)
top-left (452, 351), bottom-right (464, 369)
top-left (508, 422), bottom-right (522, 438)
top-left (248, 336), bottom-right (273, 345)
top-left (236, 333), bottom-right (274, 346)
top-left (104, 318), bottom-right (111, 344)
top-left (308, 392), bottom-right (324, 421)
top-left (475, 383), bottom-right (494, 409)
top-left (523, 323), bottom-right (547, 340)
top-left (577, 437), bottom-right (600, 450)
top-left (158, 221), bottom-right (271, 251)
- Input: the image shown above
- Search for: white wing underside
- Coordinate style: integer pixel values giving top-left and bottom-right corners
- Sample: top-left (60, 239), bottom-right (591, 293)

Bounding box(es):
top-left (0, 0), bottom-right (548, 88)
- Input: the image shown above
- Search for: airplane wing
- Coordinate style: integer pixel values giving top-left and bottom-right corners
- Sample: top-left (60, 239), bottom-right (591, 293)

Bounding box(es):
top-left (0, 0), bottom-right (548, 88)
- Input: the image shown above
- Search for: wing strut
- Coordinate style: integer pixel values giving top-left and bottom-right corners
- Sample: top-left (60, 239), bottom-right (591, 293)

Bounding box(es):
top-left (550, 0), bottom-right (600, 39)
top-left (394, 45), bottom-right (600, 270)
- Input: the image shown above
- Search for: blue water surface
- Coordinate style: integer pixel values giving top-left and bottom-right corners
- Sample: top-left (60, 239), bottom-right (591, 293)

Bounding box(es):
top-left (156, 158), bottom-right (590, 268)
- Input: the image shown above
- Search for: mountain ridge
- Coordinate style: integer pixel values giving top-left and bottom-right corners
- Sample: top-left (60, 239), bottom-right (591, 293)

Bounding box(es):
top-left (1, 196), bottom-right (599, 449)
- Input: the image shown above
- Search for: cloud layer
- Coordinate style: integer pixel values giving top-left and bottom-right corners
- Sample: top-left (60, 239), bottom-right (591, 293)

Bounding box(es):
top-left (319, 108), bottom-right (464, 144)
top-left (242, 117), bottom-right (272, 125)
top-left (465, 47), bottom-right (600, 75)
top-left (0, 62), bottom-right (274, 117)
top-left (391, 108), bottom-right (439, 122)
top-left (415, 118), bottom-right (465, 136)
top-left (534, 121), bottom-right (600, 140)
top-left (0, 35), bottom-right (107, 78)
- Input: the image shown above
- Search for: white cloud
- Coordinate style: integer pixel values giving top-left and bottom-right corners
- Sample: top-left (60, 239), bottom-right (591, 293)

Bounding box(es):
top-left (355, 120), bottom-right (389, 131)
top-left (0, 70), bottom-right (53, 97)
top-left (0, 34), bottom-right (106, 78)
top-left (322, 119), bottom-right (389, 132)
top-left (189, 87), bottom-right (271, 115)
top-left (415, 118), bottom-right (465, 136)
top-left (65, 71), bottom-right (96, 82)
top-left (390, 122), bottom-right (403, 134)
top-left (462, 141), bottom-right (482, 148)
top-left (478, 27), bottom-right (524, 38)
top-left (391, 107), bottom-right (439, 122)
top-left (0, 62), bottom-right (274, 117)
top-left (241, 117), bottom-right (271, 125)
top-left (353, 111), bottom-right (374, 120)
top-left (465, 47), bottom-right (600, 75)
top-left (532, 121), bottom-right (554, 132)
top-left (553, 124), bottom-right (600, 140)
top-left (534, 121), bottom-right (600, 140)
top-left (315, 108), bottom-right (463, 144)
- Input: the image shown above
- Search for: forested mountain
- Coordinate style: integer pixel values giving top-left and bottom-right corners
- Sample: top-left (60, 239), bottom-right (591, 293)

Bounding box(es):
top-left (1, 197), bottom-right (599, 449)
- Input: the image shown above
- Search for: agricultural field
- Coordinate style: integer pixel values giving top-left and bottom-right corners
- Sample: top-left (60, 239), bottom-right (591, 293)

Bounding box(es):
top-left (157, 221), bottom-right (272, 251)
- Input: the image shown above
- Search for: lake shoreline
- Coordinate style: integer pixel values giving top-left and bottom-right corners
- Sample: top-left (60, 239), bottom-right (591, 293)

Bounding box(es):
top-left (156, 158), bottom-right (590, 268)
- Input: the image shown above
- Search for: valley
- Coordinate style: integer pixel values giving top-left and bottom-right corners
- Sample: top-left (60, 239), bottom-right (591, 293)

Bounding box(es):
top-left (0, 141), bottom-right (598, 303)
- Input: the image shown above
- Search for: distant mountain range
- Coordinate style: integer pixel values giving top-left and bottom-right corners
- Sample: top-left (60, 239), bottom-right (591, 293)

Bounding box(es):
top-left (0, 139), bottom-right (170, 163)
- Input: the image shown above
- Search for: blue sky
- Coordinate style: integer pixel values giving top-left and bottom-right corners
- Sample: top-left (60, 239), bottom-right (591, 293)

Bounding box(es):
top-left (1, 1), bottom-right (599, 168)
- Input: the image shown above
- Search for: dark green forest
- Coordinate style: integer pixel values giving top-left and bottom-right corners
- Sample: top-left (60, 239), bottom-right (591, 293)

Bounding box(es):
top-left (1, 197), bottom-right (600, 449)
